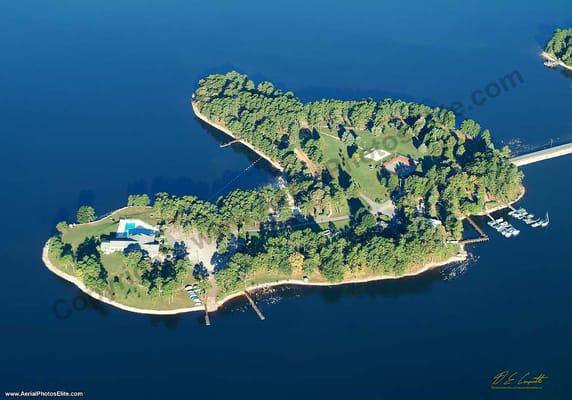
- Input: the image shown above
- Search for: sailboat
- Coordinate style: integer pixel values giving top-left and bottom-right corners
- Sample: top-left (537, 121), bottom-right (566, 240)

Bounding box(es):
top-left (540, 211), bottom-right (550, 228)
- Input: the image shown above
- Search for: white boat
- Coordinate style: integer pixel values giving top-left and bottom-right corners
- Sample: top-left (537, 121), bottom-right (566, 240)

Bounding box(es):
top-left (515, 209), bottom-right (528, 219)
top-left (540, 212), bottom-right (549, 228)
top-left (524, 216), bottom-right (537, 225)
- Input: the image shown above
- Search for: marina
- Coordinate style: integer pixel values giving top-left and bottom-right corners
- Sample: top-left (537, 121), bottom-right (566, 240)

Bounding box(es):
top-left (487, 206), bottom-right (549, 238)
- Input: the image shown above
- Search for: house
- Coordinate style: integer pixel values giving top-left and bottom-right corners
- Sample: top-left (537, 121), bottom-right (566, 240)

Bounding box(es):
top-left (101, 219), bottom-right (160, 258)
top-left (382, 155), bottom-right (416, 177)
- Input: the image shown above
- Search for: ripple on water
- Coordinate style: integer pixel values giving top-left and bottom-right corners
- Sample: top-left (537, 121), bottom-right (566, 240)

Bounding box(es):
top-left (441, 251), bottom-right (479, 281)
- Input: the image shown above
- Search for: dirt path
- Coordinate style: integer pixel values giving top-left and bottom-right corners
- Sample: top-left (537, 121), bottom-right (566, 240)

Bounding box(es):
top-left (165, 227), bottom-right (219, 310)
top-left (320, 131), bottom-right (341, 141)
top-left (294, 147), bottom-right (320, 177)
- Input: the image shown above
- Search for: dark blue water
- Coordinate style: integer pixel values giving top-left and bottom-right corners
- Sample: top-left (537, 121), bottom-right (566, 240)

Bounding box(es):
top-left (1, 1), bottom-right (571, 399)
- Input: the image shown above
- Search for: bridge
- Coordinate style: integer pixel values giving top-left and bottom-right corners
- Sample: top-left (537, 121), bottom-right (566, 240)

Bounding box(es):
top-left (510, 143), bottom-right (572, 166)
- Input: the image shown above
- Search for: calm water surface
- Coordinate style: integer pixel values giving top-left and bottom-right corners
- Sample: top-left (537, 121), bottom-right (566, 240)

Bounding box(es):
top-left (1, 1), bottom-right (571, 399)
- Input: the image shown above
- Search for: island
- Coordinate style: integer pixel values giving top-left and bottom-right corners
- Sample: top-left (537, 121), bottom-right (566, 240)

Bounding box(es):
top-left (43, 71), bottom-right (524, 315)
top-left (542, 28), bottom-right (572, 71)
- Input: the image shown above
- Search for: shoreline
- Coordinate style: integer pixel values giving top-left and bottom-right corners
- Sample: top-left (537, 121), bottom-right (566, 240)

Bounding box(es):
top-left (41, 103), bottom-right (528, 316)
top-left (541, 51), bottom-right (572, 72)
top-left (216, 187), bottom-right (525, 307)
top-left (42, 241), bottom-right (204, 315)
top-left (191, 101), bottom-right (284, 172)
top-left (42, 236), bottom-right (467, 315)
top-left (41, 189), bottom-right (525, 316)
top-left (216, 248), bottom-right (468, 307)
top-left (477, 185), bottom-right (526, 216)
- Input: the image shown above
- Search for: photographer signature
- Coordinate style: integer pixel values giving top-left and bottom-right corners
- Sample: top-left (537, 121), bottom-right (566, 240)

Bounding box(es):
top-left (491, 370), bottom-right (548, 390)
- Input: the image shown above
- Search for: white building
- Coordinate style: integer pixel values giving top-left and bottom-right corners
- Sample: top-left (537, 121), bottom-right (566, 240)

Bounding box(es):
top-left (101, 219), bottom-right (160, 258)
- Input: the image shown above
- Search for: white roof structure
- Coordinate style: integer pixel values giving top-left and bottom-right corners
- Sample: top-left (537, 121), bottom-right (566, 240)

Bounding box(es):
top-left (364, 149), bottom-right (391, 162)
top-left (101, 219), bottom-right (160, 258)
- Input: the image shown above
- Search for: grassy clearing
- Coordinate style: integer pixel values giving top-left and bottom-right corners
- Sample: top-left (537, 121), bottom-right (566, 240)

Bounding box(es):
top-left (317, 219), bottom-right (350, 230)
top-left (48, 246), bottom-right (200, 310)
top-left (52, 207), bottom-right (203, 311)
top-left (62, 207), bottom-right (156, 250)
top-left (316, 127), bottom-right (422, 202)
top-left (317, 129), bottom-right (385, 201)
top-left (357, 127), bottom-right (421, 159)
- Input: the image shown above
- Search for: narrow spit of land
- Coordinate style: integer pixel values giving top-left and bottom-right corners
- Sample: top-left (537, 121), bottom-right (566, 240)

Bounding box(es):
top-left (541, 51), bottom-right (572, 72)
top-left (192, 101), bottom-right (284, 171)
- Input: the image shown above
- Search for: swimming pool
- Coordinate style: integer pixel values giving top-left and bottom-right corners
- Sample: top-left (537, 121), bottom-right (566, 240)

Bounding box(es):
top-left (117, 219), bottom-right (158, 238)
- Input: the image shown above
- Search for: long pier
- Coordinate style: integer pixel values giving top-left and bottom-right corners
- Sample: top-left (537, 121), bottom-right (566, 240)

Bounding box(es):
top-left (510, 143), bottom-right (572, 167)
top-left (460, 216), bottom-right (489, 245)
top-left (244, 291), bottom-right (265, 320)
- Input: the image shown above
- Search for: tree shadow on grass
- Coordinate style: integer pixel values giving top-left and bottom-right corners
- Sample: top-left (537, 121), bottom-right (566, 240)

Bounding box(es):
top-left (76, 237), bottom-right (100, 261)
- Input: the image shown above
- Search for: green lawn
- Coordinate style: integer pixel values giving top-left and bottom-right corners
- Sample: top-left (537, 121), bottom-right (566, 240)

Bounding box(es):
top-left (102, 251), bottom-right (198, 310)
top-left (316, 127), bottom-right (421, 202)
top-left (357, 127), bottom-right (421, 159)
top-left (317, 129), bottom-right (385, 201)
top-left (317, 218), bottom-right (350, 230)
top-left (48, 242), bottom-right (200, 311)
top-left (62, 207), bottom-right (156, 250)
top-left (52, 207), bottom-right (204, 310)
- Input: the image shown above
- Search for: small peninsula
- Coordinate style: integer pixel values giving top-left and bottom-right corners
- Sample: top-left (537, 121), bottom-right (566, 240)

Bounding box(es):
top-left (44, 71), bottom-right (524, 315)
top-left (542, 28), bottom-right (572, 70)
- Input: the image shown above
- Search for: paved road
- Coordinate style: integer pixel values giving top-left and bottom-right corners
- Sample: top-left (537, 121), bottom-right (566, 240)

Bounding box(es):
top-left (510, 143), bottom-right (572, 166)
top-left (359, 193), bottom-right (395, 216)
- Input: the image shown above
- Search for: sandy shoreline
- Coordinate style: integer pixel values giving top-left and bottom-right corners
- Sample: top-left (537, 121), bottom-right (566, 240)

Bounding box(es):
top-left (40, 101), bottom-right (528, 316)
top-left (214, 186), bottom-right (527, 308)
top-left (41, 190), bottom-right (525, 316)
top-left (541, 51), bottom-right (572, 72)
top-left (214, 188), bottom-right (527, 310)
top-left (216, 249), bottom-right (468, 307)
top-left (191, 101), bottom-right (284, 172)
top-left (42, 241), bottom-right (203, 315)
top-left (42, 237), bottom-right (469, 315)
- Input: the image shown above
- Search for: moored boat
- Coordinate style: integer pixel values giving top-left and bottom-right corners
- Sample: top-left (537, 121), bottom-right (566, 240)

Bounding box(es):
top-left (540, 211), bottom-right (550, 228)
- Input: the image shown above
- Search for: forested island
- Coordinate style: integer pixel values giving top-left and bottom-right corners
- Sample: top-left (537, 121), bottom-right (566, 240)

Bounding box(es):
top-left (44, 71), bottom-right (523, 314)
top-left (543, 28), bottom-right (572, 70)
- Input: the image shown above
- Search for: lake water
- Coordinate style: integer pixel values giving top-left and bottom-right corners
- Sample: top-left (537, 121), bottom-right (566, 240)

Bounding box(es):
top-left (1, 1), bottom-right (571, 399)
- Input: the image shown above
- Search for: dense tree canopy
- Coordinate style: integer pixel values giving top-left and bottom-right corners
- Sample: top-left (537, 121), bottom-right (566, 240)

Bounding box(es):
top-left (545, 28), bottom-right (572, 65)
top-left (49, 71), bottom-right (526, 303)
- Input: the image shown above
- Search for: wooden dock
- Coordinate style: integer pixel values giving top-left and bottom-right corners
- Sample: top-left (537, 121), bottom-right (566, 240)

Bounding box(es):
top-left (204, 304), bottom-right (211, 326)
top-left (220, 139), bottom-right (241, 148)
top-left (460, 216), bottom-right (489, 245)
top-left (465, 216), bottom-right (487, 237)
top-left (244, 291), bottom-right (265, 320)
top-left (460, 236), bottom-right (489, 245)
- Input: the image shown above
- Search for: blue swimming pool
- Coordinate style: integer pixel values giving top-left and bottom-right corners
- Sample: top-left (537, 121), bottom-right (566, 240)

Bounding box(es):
top-left (118, 221), bottom-right (158, 238)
